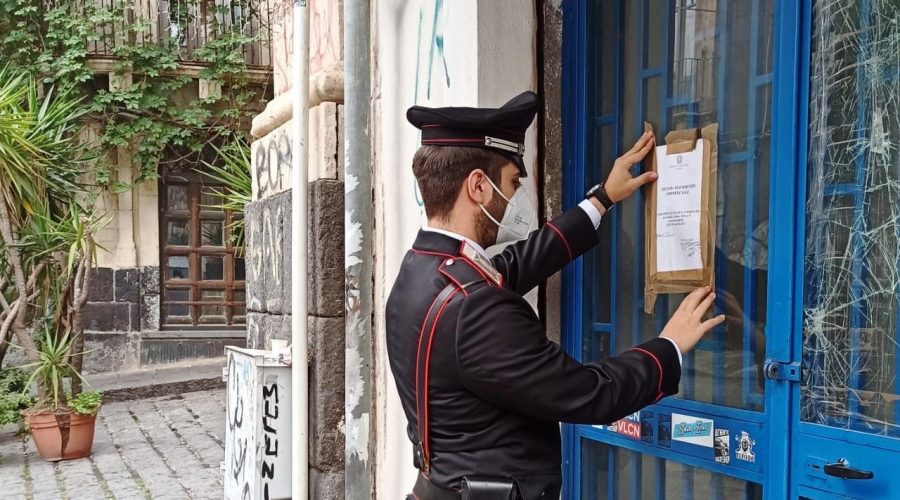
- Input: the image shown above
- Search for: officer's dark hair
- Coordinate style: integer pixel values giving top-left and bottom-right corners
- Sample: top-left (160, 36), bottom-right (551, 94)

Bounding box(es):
top-left (412, 145), bottom-right (511, 220)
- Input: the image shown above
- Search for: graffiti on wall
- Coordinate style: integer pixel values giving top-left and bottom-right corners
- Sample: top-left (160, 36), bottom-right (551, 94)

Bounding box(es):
top-left (252, 123), bottom-right (292, 200)
top-left (272, 0), bottom-right (342, 96)
top-left (311, 0), bottom-right (341, 74)
top-left (410, 0), bottom-right (453, 208)
top-left (272, 0), bottom-right (293, 96)
top-left (414, 0), bottom-right (451, 102)
top-left (248, 202), bottom-right (285, 307)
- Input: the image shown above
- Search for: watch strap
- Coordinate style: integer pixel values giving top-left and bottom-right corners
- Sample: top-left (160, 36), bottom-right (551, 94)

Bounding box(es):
top-left (592, 185), bottom-right (615, 211)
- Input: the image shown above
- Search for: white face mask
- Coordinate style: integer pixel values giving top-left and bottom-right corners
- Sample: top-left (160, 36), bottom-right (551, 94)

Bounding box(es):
top-left (479, 176), bottom-right (535, 245)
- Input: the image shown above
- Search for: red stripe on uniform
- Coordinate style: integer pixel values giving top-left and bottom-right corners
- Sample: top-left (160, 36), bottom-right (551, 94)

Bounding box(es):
top-left (422, 288), bottom-right (462, 462)
top-left (630, 347), bottom-right (665, 402)
top-left (410, 248), bottom-right (456, 259)
top-left (422, 138), bottom-right (484, 143)
top-left (414, 291), bottom-right (445, 444)
top-left (546, 222), bottom-right (573, 261)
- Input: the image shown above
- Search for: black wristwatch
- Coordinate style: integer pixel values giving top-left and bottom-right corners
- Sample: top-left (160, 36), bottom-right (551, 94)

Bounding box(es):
top-left (586, 183), bottom-right (615, 211)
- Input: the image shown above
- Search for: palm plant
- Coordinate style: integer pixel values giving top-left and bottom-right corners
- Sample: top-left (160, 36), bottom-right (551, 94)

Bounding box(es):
top-left (0, 64), bottom-right (98, 404)
top-left (20, 328), bottom-right (85, 412)
top-left (199, 137), bottom-right (251, 252)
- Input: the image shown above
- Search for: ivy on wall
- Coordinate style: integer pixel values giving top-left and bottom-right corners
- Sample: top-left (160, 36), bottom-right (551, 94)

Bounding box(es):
top-left (0, 0), bottom-right (270, 187)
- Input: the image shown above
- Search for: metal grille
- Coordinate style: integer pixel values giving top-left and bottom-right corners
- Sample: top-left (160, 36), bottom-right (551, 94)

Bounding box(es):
top-left (86, 0), bottom-right (273, 67)
top-left (160, 176), bottom-right (246, 327)
top-left (576, 0), bottom-right (775, 497)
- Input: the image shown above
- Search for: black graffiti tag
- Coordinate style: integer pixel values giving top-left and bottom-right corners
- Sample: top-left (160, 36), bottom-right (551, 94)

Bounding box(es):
top-left (261, 382), bottom-right (280, 500)
top-left (227, 353), bottom-right (250, 498)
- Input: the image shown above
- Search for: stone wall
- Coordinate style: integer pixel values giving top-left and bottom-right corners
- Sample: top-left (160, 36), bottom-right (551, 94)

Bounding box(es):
top-left (541, 0), bottom-right (565, 343)
top-left (81, 266), bottom-right (159, 373)
top-left (244, 182), bottom-right (346, 498)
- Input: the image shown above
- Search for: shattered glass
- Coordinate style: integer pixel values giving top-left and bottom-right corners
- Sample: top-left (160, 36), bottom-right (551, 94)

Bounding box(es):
top-left (802, 0), bottom-right (900, 436)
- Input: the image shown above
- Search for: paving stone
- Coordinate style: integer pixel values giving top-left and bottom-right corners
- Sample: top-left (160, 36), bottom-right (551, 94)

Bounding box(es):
top-left (128, 399), bottom-right (223, 497)
top-left (152, 397), bottom-right (224, 470)
top-left (0, 390), bottom-right (231, 500)
top-left (23, 436), bottom-right (64, 500)
top-left (0, 430), bottom-right (27, 499)
top-left (99, 405), bottom-right (192, 499)
top-left (54, 452), bottom-right (109, 500)
top-left (90, 412), bottom-right (148, 500)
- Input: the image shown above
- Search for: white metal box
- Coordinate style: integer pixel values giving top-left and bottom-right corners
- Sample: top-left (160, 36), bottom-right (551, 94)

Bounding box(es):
top-left (224, 346), bottom-right (292, 500)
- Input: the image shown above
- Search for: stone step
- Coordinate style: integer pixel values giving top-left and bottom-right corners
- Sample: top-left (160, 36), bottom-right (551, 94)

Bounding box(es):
top-left (140, 332), bottom-right (246, 366)
top-left (84, 357), bottom-right (226, 403)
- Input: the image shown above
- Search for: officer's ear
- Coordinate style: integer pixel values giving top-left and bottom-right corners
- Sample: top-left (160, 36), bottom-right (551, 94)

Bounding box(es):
top-left (465, 169), bottom-right (491, 205)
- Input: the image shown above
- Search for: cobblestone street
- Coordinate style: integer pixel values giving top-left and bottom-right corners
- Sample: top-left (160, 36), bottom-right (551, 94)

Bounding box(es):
top-left (0, 390), bottom-right (226, 500)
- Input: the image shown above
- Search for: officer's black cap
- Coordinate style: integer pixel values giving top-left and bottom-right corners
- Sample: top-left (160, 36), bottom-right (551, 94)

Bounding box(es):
top-left (406, 91), bottom-right (538, 177)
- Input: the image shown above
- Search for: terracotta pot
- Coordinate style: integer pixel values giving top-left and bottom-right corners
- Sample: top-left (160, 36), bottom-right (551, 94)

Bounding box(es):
top-left (24, 410), bottom-right (97, 462)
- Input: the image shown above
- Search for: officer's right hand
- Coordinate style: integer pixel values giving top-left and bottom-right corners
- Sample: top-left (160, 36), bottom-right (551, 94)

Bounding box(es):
top-left (603, 131), bottom-right (657, 203)
top-left (659, 287), bottom-right (726, 354)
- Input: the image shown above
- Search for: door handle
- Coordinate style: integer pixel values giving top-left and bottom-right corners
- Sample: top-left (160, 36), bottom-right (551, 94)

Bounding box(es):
top-left (824, 459), bottom-right (874, 480)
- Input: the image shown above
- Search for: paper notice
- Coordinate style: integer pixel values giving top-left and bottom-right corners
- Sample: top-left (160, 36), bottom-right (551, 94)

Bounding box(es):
top-left (654, 141), bottom-right (704, 272)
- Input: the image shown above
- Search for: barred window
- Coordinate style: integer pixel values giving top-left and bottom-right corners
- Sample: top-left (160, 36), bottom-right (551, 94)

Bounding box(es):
top-left (160, 176), bottom-right (246, 327)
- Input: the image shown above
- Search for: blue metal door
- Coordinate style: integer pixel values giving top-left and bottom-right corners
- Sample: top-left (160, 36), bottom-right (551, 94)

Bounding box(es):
top-left (792, 0), bottom-right (900, 498)
top-left (560, 0), bottom-right (900, 498)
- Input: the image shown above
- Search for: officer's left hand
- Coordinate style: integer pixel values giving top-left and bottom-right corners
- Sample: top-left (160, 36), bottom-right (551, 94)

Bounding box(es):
top-left (603, 131), bottom-right (657, 203)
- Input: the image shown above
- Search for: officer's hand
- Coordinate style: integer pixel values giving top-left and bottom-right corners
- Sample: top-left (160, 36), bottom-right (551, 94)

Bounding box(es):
top-left (603, 131), bottom-right (658, 203)
top-left (659, 287), bottom-right (726, 354)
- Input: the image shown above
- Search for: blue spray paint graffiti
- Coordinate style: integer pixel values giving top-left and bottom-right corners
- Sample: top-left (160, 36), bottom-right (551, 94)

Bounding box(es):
top-left (414, 0), bottom-right (451, 102)
top-left (411, 0), bottom-right (452, 208)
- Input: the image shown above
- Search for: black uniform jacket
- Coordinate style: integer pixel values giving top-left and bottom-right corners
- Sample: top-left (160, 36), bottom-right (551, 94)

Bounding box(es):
top-left (386, 207), bottom-right (681, 499)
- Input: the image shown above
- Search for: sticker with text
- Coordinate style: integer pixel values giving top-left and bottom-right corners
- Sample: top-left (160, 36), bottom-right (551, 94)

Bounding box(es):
top-left (614, 412), bottom-right (642, 440)
top-left (671, 413), bottom-right (714, 448)
top-left (735, 431), bottom-right (756, 463)
top-left (714, 429), bottom-right (730, 464)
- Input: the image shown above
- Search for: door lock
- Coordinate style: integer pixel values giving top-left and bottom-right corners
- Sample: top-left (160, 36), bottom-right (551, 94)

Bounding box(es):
top-left (824, 459), bottom-right (874, 480)
top-left (764, 360), bottom-right (801, 382)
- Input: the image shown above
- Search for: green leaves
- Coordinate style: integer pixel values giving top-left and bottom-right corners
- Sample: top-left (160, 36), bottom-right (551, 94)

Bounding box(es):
top-left (200, 137), bottom-right (251, 251)
top-left (0, 368), bottom-right (34, 425)
top-left (68, 390), bottom-right (101, 416)
top-left (18, 327), bottom-right (90, 412)
top-left (0, 65), bottom-right (91, 225)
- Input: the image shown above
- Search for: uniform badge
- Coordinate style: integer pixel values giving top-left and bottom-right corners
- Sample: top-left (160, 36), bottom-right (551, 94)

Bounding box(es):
top-left (460, 243), bottom-right (503, 286)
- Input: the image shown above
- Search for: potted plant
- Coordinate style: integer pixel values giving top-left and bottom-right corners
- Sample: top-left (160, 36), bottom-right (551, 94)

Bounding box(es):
top-left (19, 329), bottom-right (102, 461)
top-left (0, 66), bottom-right (105, 461)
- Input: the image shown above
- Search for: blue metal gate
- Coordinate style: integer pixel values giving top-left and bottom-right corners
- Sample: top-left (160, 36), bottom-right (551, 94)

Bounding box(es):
top-left (561, 0), bottom-right (900, 498)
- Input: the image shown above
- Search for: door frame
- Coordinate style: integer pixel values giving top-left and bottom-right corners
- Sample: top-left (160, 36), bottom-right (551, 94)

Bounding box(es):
top-left (560, 0), bottom-right (806, 498)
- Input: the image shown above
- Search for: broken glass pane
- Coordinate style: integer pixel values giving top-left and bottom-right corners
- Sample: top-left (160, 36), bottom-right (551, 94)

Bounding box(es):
top-left (802, 0), bottom-right (900, 436)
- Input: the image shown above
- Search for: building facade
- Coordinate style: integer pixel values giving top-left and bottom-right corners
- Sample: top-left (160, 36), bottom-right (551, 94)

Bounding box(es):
top-left (79, 0), bottom-right (273, 374)
top-left (245, 0), bottom-right (900, 498)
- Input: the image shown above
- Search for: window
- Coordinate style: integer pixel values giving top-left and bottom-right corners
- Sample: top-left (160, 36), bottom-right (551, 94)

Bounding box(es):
top-left (161, 177), bottom-right (246, 327)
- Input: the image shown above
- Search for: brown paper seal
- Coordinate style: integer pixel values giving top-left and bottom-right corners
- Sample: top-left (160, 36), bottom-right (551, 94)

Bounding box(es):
top-left (643, 122), bottom-right (718, 314)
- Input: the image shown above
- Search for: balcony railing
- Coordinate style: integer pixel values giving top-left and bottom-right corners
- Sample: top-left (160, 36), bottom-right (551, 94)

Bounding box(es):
top-left (87, 0), bottom-right (273, 68)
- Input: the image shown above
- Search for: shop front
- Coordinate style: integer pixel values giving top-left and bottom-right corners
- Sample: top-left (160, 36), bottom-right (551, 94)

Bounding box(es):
top-left (561, 0), bottom-right (900, 498)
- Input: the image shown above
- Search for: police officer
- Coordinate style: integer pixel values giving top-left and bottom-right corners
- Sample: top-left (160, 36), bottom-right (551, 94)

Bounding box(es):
top-left (386, 91), bottom-right (724, 499)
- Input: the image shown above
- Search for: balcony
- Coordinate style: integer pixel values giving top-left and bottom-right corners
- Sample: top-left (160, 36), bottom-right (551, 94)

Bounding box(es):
top-left (86, 0), bottom-right (273, 71)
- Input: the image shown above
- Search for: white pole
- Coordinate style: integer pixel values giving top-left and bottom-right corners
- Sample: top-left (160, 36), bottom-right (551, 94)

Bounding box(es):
top-left (291, 0), bottom-right (310, 499)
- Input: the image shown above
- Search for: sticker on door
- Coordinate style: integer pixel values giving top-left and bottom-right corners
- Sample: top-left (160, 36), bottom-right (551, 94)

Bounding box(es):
top-left (714, 429), bottom-right (730, 464)
top-left (671, 413), bottom-right (714, 448)
top-left (735, 431), bottom-right (756, 463)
